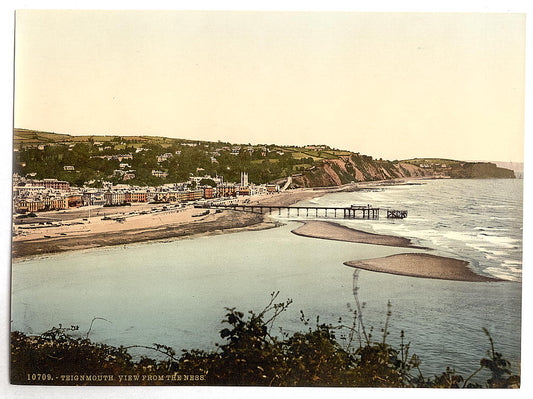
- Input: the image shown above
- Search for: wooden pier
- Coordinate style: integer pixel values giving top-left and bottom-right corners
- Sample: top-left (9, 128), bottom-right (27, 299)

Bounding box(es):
top-left (386, 209), bottom-right (408, 219)
top-left (197, 203), bottom-right (407, 220)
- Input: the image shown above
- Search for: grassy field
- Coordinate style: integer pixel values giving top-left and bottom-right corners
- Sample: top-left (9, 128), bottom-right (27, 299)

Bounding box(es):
top-left (401, 158), bottom-right (463, 166)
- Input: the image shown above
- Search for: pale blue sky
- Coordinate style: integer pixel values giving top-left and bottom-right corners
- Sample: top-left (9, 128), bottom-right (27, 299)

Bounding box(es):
top-left (14, 10), bottom-right (525, 162)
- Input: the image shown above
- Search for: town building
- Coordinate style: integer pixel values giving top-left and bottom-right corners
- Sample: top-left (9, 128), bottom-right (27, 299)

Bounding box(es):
top-left (240, 172), bottom-right (249, 187)
top-left (202, 187), bottom-right (214, 199)
top-left (67, 195), bottom-right (82, 208)
top-left (124, 191), bottom-right (147, 203)
top-left (152, 170), bottom-right (169, 178)
top-left (104, 191), bottom-right (126, 206)
top-left (266, 184), bottom-right (280, 193)
top-left (82, 191), bottom-right (106, 206)
top-left (43, 197), bottom-right (68, 211)
top-left (217, 184), bottom-right (237, 197)
top-left (31, 179), bottom-right (70, 191)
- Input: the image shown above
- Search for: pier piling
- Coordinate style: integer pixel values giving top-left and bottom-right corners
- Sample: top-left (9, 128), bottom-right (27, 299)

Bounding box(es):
top-left (198, 203), bottom-right (398, 220)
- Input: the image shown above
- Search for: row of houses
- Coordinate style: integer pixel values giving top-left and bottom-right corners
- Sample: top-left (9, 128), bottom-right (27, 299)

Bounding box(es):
top-left (16, 194), bottom-right (82, 213)
top-left (29, 178), bottom-right (71, 191)
top-left (13, 176), bottom-right (280, 213)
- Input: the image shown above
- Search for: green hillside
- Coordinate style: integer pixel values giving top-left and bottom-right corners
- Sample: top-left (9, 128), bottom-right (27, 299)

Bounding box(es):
top-left (13, 128), bottom-right (515, 187)
top-left (13, 129), bottom-right (325, 187)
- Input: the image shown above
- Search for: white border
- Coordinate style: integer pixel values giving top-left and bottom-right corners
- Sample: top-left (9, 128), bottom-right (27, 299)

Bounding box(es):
top-left (2, 1), bottom-right (531, 398)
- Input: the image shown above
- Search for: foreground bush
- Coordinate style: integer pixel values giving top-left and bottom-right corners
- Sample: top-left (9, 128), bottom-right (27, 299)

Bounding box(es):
top-left (10, 292), bottom-right (520, 387)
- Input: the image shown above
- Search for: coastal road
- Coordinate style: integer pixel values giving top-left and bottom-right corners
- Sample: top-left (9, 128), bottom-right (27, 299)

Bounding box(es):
top-left (281, 176), bottom-right (292, 191)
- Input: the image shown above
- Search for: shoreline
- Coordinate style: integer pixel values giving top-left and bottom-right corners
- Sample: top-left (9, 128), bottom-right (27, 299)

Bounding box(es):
top-left (11, 176), bottom-right (509, 282)
top-left (10, 177), bottom-right (433, 261)
top-left (12, 184), bottom-right (351, 260)
top-left (12, 211), bottom-right (277, 260)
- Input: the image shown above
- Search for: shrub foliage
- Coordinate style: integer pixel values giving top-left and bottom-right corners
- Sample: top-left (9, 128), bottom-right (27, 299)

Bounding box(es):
top-left (11, 290), bottom-right (520, 387)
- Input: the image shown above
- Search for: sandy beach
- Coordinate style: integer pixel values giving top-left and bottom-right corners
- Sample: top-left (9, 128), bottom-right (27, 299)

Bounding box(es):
top-left (345, 253), bottom-right (503, 282)
top-left (12, 210), bottom-right (271, 259)
top-left (11, 186), bottom-right (343, 259)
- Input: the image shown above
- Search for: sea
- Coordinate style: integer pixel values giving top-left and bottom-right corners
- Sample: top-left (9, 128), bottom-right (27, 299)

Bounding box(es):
top-left (11, 178), bottom-right (523, 380)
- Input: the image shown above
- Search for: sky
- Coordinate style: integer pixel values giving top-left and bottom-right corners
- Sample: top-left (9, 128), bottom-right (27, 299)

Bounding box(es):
top-left (14, 10), bottom-right (526, 162)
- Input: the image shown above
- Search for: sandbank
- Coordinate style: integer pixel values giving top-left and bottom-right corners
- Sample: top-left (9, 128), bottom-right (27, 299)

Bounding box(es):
top-left (291, 220), bottom-right (422, 248)
top-left (345, 253), bottom-right (502, 282)
top-left (291, 220), bottom-right (502, 282)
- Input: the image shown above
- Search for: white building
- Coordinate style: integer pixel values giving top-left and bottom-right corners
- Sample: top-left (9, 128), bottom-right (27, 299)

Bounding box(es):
top-left (240, 172), bottom-right (249, 187)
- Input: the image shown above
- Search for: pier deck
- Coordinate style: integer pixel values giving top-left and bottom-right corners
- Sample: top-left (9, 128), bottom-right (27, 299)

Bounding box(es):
top-left (197, 203), bottom-right (407, 219)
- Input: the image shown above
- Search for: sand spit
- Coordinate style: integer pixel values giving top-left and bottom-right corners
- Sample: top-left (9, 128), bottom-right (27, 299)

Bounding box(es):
top-left (345, 253), bottom-right (503, 282)
top-left (291, 220), bottom-right (422, 248)
top-left (11, 211), bottom-right (273, 259)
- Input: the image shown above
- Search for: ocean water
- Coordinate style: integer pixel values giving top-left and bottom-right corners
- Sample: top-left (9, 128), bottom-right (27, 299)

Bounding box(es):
top-left (296, 178), bottom-right (523, 282)
top-left (11, 179), bottom-right (522, 380)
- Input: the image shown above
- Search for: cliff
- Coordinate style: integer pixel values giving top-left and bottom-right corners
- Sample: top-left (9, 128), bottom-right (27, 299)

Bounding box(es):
top-left (446, 162), bottom-right (516, 179)
top-left (289, 155), bottom-right (515, 188)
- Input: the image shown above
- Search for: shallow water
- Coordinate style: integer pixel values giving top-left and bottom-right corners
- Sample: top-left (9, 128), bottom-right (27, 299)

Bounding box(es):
top-left (11, 179), bottom-right (522, 379)
top-left (298, 179), bottom-right (523, 281)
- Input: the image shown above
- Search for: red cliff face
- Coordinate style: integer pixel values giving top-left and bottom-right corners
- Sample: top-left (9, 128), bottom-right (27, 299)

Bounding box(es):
top-left (289, 154), bottom-right (513, 188)
top-left (290, 155), bottom-right (428, 187)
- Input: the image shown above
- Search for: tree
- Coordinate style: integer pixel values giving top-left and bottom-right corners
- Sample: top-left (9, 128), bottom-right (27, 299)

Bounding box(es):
top-left (199, 178), bottom-right (216, 187)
